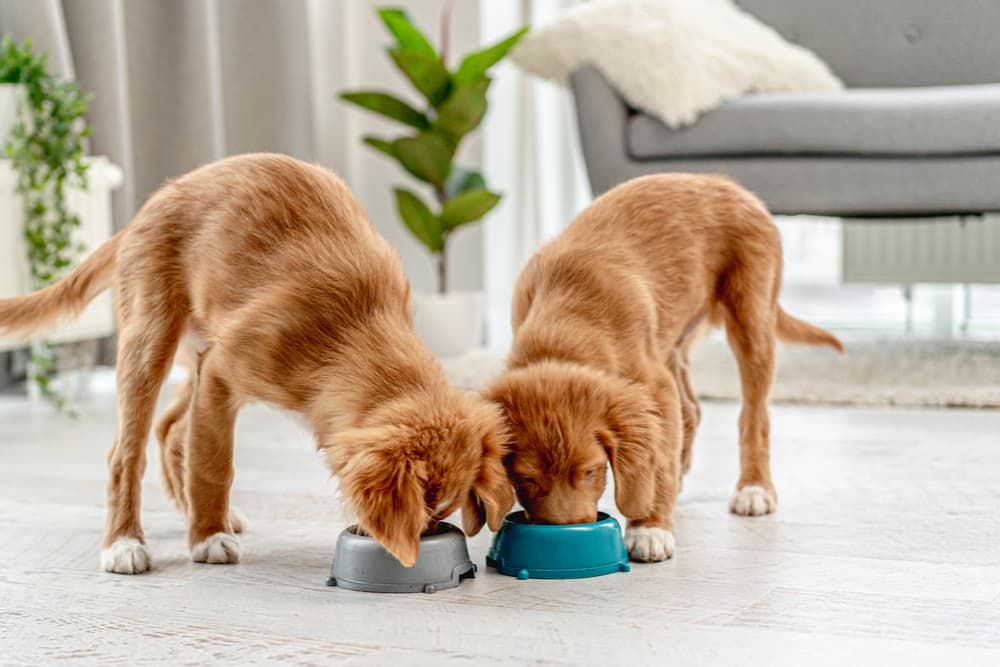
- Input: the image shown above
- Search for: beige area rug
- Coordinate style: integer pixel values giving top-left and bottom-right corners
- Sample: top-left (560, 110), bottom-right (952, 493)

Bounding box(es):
top-left (441, 338), bottom-right (1000, 408)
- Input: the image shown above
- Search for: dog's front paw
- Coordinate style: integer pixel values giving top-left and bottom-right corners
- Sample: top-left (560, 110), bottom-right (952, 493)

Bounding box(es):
top-left (228, 508), bottom-right (249, 534)
top-left (191, 532), bottom-right (241, 564)
top-left (101, 536), bottom-right (152, 574)
top-left (729, 484), bottom-right (777, 516)
top-left (624, 526), bottom-right (675, 562)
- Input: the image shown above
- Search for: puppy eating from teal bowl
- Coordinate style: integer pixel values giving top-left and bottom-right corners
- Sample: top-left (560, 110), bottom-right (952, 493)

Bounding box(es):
top-left (486, 511), bottom-right (630, 580)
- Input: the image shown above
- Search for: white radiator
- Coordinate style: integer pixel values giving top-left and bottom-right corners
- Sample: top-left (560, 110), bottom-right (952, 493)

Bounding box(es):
top-left (0, 156), bottom-right (123, 352)
top-left (842, 216), bottom-right (1000, 285)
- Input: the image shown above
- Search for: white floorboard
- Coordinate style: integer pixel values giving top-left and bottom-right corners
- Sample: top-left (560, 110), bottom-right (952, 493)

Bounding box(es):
top-left (1, 388), bottom-right (999, 665)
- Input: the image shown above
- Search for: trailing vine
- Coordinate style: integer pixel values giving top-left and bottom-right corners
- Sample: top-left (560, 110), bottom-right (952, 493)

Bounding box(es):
top-left (1, 36), bottom-right (92, 409)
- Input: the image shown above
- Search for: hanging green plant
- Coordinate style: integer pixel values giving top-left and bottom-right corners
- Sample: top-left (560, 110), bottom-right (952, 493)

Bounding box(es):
top-left (340, 6), bottom-right (527, 293)
top-left (1, 36), bottom-right (92, 409)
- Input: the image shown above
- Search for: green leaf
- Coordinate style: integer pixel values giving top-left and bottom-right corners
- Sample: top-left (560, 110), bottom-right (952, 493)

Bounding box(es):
top-left (392, 132), bottom-right (453, 187)
top-left (363, 135), bottom-right (396, 158)
top-left (340, 91), bottom-right (429, 129)
top-left (377, 8), bottom-right (437, 57)
top-left (444, 167), bottom-right (486, 199)
top-left (453, 27), bottom-right (528, 85)
top-left (440, 188), bottom-right (501, 230)
top-left (395, 187), bottom-right (443, 251)
top-left (3, 37), bottom-right (91, 410)
top-left (434, 78), bottom-right (490, 142)
top-left (389, 48), bottom-right (451, 107)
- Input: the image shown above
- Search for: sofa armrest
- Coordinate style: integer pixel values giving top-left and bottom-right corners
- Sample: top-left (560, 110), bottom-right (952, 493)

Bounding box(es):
top-left (570, 66), bottom-right (632, 196)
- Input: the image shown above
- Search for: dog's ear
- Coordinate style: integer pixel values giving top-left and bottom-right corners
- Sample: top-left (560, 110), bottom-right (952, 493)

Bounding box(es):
top-left (326, 426), bottom-right (427, 567)
top-left (462, 410), bottom-right (515, 536)
top-left (597, 382), bottom-right (658, 519)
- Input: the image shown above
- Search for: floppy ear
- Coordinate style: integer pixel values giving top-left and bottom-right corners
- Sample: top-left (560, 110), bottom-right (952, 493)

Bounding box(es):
top-left (597, 382), bottom-right (659, 519)
top-left (462, 451), bottom-right (515, 536)
top-left (462, 413), bottom-right (516, 536)
top-left (327, 427), bottom-right (428, 567)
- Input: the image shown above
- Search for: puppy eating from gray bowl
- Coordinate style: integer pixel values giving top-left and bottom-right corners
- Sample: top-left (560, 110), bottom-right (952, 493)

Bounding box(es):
top-left (326, 522), bottom-right (476, 594)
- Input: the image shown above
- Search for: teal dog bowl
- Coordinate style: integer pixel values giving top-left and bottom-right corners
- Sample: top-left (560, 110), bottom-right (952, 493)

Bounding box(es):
top-left (486, 511), bottom-right (630, 580)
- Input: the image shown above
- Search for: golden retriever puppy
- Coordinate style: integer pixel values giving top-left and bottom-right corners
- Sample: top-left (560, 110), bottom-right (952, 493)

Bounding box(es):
top-left (486, 174), bottom-right (842, 562)
top-left (0, 153), bottom-right (513, 573)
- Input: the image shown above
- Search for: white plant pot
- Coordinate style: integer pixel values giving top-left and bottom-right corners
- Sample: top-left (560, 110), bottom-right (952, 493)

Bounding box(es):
top-left (0, 84), bottom-right (29, 140)
top-left (412, 291), bottom-right (485, 359)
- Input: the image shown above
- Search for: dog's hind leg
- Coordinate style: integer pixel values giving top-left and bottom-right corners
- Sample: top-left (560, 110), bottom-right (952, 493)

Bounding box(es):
top-left (721, 290), bottom-right (778, 517)
top-left (153, 338), bottom-right (247, 533)
top-left (101, 310), bottom-right (186, 574)
top-left (185, 348), bottom-right (242, 564)
top-left (154, 369), bottom-right (193, 515)
top-left (668, 348), bottom-right (700, 479)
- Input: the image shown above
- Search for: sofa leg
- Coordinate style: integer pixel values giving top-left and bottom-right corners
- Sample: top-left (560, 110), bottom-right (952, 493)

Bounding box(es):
top-left (903, 284), bottom-right (914, 335)
top-left (961, 284), bottom-right (973, 336)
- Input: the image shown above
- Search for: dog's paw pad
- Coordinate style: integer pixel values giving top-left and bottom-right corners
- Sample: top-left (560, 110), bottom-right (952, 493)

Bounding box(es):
top-left (228, 508), bottom-right (249, 534)
top-left (624, 526), bottom-right (675, 562)
top-left (729, 484), bottom-right (777, 516)
top-left (191, 532), bottom-right (241, 564)
top-left (101, 537), bottom-right (151, 574)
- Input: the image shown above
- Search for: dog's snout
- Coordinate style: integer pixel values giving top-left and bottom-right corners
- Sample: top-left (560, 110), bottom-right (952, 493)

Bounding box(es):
top-left (530, 496), bottom-right (599, 525)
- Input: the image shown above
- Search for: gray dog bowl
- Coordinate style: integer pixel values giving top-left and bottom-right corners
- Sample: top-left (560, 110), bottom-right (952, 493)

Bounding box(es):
top-left (325, 522), bottom-right (476, 594)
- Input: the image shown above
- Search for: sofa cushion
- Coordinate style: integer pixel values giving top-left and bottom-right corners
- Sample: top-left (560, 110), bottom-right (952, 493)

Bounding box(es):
top-left (627, 84), bottom-right (1000, 159)
top-left (614, 155), bottom-right (1000, 216)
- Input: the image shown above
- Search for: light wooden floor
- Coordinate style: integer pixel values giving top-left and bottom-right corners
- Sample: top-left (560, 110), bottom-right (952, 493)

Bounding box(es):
top-left (1, 385), bottom-right (999, 665)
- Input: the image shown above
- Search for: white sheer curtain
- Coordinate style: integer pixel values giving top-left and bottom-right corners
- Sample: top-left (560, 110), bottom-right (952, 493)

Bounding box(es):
top-left (479, 0), bottom-right (591, 345)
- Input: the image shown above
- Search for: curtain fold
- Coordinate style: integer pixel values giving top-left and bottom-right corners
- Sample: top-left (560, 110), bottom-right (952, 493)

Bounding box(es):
top-left (2, 0), bottom-right (316, 230)
top-left (0, 0), bottom-right (75, 78)
top-left (61, 0), bottom-right (134, 225)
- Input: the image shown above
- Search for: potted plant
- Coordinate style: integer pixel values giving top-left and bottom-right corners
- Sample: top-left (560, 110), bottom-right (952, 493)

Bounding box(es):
top-left (1, 36), bottom-right (91, 409)
top-left (340, 4), bottom-right (526, 358)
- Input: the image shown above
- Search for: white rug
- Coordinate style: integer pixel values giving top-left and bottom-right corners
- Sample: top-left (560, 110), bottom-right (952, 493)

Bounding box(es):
top-left (11, 341), bottom-right (997, 410)
top-left (442, 339), bottom-right (1000, 408)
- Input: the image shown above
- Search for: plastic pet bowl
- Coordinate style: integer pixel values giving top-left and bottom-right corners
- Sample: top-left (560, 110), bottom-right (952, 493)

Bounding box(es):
top-left (326, 522), bottom-right (476, 594)
top-left (486, 511), bottom-right (630, 580)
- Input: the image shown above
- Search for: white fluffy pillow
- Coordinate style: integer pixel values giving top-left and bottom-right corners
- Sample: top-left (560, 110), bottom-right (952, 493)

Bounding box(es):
top-left (511, 0), bottom-right (843, 127)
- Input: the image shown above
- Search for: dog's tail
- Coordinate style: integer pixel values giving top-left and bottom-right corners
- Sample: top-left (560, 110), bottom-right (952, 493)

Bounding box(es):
top-left (776, 307), bottom-right (844, 353)
top-left (0, 232), bottom-right (122, 339)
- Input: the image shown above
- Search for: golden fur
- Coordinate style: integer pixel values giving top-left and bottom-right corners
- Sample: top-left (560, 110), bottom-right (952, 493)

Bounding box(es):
top-left (486, 174), bottom-right (842, 561)
top-left (0, 153), bottom-right (513, 572)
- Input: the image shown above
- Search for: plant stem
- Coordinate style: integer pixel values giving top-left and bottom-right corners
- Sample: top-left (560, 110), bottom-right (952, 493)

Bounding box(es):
top-left (440, 0), bottom-right (453, 67)
top-left (437, 246), bottom-right (448, 295)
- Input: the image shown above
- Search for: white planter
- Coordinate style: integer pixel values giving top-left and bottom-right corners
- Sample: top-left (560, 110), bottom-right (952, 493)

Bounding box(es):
top-left (413, 291), bottom-right (485, 359)
top-left (0, 84), bottom-right (29, 140)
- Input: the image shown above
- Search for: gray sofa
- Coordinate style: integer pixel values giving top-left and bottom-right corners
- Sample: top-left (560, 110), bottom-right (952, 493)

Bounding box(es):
top-left (570, 0), bottom-right (1000, 217)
